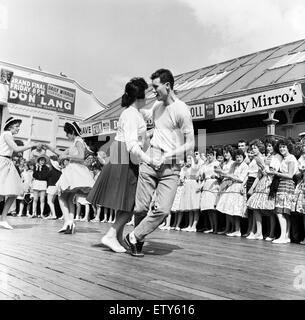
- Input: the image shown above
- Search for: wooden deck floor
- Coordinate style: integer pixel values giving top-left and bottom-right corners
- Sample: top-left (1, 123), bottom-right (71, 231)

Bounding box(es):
top-left (0, 217), bottom-right (304, 300)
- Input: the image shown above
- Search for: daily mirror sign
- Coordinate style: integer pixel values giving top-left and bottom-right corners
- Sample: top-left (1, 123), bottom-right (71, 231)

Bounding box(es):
top-left (215, 85), bottom-right (304, 119)
top-left (8, 75), bottom-right (76, 114)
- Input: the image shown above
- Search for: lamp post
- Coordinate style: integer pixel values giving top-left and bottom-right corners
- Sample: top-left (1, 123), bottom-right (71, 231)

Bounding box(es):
top-left (263, 110), bottom-right (279, 137)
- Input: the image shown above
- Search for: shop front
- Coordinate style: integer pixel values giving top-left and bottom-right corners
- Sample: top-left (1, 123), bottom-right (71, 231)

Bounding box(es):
top-left (0, 61), bottom-right (107, 159)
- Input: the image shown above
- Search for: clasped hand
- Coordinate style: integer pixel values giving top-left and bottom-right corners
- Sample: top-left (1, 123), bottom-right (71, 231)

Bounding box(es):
top-left (150, 156), bottom-right (165, 170)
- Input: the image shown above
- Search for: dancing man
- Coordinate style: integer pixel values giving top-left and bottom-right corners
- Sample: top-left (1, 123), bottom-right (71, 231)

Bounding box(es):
top-left (124, 68), bottom-right (195, 257)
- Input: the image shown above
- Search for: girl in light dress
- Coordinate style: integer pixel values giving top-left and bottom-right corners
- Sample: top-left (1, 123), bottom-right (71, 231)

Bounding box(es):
top-left (0, 117), bottom-right (40, 229)
top-left (291, 143), bottom-right (305, 244)
top-left (216, 149), bottom-right (249, 237)
top-left (215, 145), bottom-right (235, 234)
top-left (246, 138), bottom-right (282, 241)
top-left (269, 139), bottom-right (298, 244)
top-left (198, 147), bottom-right (220, 234)
top-left (243, 139), bottom-right (265, 239)
top-left (32, 155), bottom-right (49, 218)
top-left (45, 121), bottom-right (95, 234)
top-left (17, 161), bottom-right (34, 217)
top-left (46, 156), bottom-right (62, 219)
top-left (180, 155), bottom-right (201, 232)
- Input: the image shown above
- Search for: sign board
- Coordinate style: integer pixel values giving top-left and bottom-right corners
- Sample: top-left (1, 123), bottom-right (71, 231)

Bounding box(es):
top-left (189, 104), bottom-right (205, 120)
top-left (0, 68), bottom-right (14, 104)
top-left (80, 119), bottom-right (119, 137)
top-left (79, 123), bottom-right (93, 137)
top-left (8, 75), bottom-right (76, 114)
top-left (214, 85), bottom-right (304, 119)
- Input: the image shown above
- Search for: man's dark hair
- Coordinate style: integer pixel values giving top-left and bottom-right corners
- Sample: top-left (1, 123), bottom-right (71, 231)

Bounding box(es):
top-left (238, 139), bottom-right (248, 146)
top-left (151, 69), bottom-right (174, 90)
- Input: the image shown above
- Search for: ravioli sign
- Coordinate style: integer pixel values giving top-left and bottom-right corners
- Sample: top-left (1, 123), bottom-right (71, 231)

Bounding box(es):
top-left (8, 75), bottom-right (75, 115)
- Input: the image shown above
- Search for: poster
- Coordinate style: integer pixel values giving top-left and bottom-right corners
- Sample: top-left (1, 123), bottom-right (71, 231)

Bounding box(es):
top-left (8, 75), bottom-right (76, 114)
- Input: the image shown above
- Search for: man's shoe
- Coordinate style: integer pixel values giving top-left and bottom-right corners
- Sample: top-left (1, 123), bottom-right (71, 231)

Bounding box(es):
top-left (124, 234), bottom-right (144, 257)
top-left (136, 241), bottom-right (144, 253)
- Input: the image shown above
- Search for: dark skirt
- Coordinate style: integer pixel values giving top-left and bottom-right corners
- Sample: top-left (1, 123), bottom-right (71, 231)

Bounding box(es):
top-left (246, 176), bottom-right (256, 199)
top-left (86, 141), bottom-right (139, 212)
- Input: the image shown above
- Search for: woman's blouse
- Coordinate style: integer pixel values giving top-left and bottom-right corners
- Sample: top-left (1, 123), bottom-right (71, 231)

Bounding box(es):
top-left (0, 131), bottom-right (13, 157)
top-left (115, 106), bottom-right (147, 152)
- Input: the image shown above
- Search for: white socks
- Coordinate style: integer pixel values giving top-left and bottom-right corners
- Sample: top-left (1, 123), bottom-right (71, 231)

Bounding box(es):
top-left (129, 231), bottom-right (137, 244)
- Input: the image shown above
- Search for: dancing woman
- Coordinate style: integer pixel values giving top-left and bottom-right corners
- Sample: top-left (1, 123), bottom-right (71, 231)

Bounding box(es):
top-left (87, 77), bottom-right (159, 253)
top-left (45, 121), bottom-right (95, 234)
top-left (0, 117), bottom-right (40, 229)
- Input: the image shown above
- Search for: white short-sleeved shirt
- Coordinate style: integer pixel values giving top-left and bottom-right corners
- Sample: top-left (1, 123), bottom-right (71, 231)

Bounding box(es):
top-left (115, 106), bottom-right (147, 152)
top-left (230, 161), bottom-right (249, 183)
top-left (200, 160), bottom-right (220, 179)
top-left (0, 131), bottom-right (13, 157)
top-left (280, 154), bottom-right (298, 175)
top-left (222, 159), bottom-right (234, 174)
top-left (248, 158), bottom-right (259, 178)
top-left (265, 153), bottom-right (282, 171)
top-left (142, 98), bottom-right (193, 155)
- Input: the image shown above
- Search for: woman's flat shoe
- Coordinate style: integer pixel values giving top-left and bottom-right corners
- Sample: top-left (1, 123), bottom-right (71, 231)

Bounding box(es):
top-left (58, 225), bottom-right (68, 233)
top-left (0, 221), bottom-right (13, 230)
top-left (265, 237), bottom-right (275, 241)
top-left (101, 236), bottom-right (126, 253)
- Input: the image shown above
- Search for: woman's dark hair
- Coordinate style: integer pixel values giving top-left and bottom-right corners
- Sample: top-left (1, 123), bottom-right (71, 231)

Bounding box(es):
top-left (276, 138), bottom-right (294, 154)
top-left (249, 139), bottom-right (265, 154)
top-left (206, 147), bottom-right (215, 156)
top-left (215, 147), bottom-right (223, 158)
top-left (264, 137), bottom-right (277, 148)
top-left (150, 69), bottom-right (175, 90)
top-left (64, 122), bottom-right (81, 136)
top-left (234, 148), bottom-right (245, 160)
top-left (223, 145), bottom-right (234, 157)
top-left (121, 77), bottom-right (148, 108)
top-left (49, 155), bottom-right (59, 161)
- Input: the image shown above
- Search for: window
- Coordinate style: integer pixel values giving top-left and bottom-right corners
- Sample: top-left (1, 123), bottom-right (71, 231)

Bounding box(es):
top-left (174, 71), bottom-right (231, 91)
top-left (269, 51), bottom-right (305, 69)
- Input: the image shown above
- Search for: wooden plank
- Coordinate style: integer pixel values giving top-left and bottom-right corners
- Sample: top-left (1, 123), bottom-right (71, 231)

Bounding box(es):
top-left (0, 217), bottom-right (304, 300)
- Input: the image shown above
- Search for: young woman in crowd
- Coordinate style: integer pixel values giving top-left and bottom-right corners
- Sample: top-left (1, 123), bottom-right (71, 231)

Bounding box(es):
top-left (17, 161), bottom-right (34, 217)
top-left (180, 155), bottom-right (201, 232)
top-left (215, 145), bottom-right (235, 234)
top-left (244, 139), bottom-right (265, 239)
top-left (246, 138), bottom-right (282, 240)
top-left (199, 147), bottom-right (220, 234)
top-left (32, 155), bottom-right (49, 218)
top-left (291, 143), bottom-right (305, 244)
top-left (269, 139), bottom-right (298, 244)
top-left (216, 149), bottom-right (249, 237)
